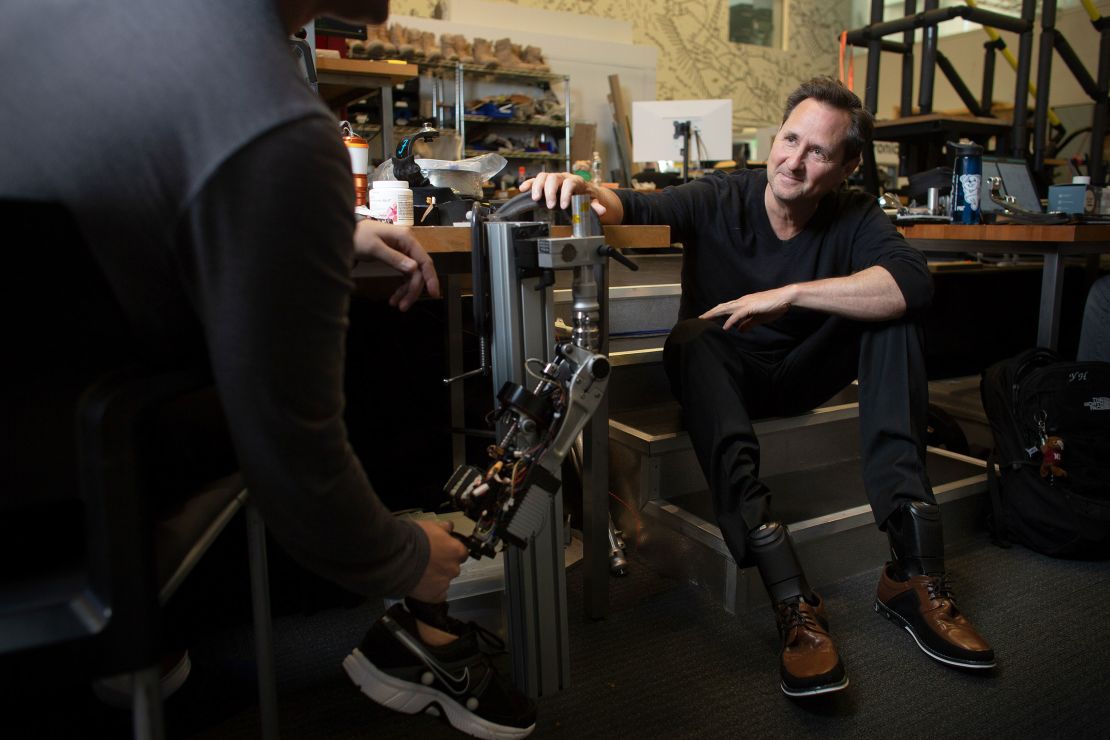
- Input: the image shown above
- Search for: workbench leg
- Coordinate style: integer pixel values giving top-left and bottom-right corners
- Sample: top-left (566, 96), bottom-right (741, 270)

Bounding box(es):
top-left (1038, 251), bottom-right (1066, 350)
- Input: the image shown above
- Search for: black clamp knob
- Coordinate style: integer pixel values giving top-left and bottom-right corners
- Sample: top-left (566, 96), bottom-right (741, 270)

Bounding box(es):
top-left (598, 245), bottom-right (639, 271)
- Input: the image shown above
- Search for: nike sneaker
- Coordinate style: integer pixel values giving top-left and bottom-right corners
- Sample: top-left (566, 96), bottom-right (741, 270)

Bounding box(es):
top-left (343, 603), bottom-right (536, 739)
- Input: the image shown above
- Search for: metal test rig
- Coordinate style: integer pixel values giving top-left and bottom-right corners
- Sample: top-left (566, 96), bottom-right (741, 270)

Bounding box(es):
top-left (444, 193), bottom-right (636, 697)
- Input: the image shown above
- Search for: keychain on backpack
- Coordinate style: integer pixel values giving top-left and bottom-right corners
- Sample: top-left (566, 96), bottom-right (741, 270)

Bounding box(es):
top-left (1034, 411), bottom-right (1068, 481)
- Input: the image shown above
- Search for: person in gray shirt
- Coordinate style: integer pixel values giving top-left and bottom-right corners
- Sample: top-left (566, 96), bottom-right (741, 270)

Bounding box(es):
top-left (1, 0), bottom-right (535, 736)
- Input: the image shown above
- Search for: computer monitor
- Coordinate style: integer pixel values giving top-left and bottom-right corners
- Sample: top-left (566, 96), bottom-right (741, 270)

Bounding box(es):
top-left (631, 99), bottom-right (733, 164)
top-left (980, 156), bottom-right (1042, 214)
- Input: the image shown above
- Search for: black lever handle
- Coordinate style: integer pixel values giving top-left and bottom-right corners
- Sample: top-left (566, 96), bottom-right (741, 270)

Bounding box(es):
top-left (599, 245), bottom-right (639, 271)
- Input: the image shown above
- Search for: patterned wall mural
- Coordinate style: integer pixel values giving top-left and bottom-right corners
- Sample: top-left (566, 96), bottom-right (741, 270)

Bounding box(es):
top-left (393, 0), bottom-right (855, 129)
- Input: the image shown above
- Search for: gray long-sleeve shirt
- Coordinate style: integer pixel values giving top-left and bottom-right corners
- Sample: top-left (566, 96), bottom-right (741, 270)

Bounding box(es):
top-left (0, 0), bottom-right (427, 597)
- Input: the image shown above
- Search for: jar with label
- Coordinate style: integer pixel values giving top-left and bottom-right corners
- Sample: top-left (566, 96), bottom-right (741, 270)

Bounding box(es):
top-left (369, 180), bottom-right (414, 226)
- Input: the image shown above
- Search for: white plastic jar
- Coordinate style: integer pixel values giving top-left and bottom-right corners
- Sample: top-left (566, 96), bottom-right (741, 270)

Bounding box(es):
top-left (368, 180), bottom-right (414, 226)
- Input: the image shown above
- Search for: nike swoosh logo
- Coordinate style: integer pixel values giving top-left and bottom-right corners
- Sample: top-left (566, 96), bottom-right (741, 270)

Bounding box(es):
top-left (430, 664), bottom-right (471, 695)
top-left (384, 614), bottom-right (473, 695)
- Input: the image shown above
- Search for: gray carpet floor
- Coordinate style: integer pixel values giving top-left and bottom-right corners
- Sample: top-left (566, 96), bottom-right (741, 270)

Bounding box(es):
top-left (163, 532), bottom-right (1110, 740)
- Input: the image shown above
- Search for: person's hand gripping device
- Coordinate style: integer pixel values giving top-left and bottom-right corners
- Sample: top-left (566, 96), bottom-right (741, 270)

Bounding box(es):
top-left (442, 193), bottom-right (638, 561)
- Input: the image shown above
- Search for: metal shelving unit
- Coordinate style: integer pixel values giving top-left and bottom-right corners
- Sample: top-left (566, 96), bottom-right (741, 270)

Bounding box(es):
top-left (441, 61), bottom-right (571, 172)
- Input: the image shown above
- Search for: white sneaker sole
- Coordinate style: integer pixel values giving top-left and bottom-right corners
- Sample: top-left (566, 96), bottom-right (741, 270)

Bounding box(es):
top-left (342, 648), bottom-right (534, 740)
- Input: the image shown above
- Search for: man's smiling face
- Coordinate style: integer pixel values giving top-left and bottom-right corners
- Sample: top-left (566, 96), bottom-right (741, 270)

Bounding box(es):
top-left (766, 97), bottom-right (860, 209)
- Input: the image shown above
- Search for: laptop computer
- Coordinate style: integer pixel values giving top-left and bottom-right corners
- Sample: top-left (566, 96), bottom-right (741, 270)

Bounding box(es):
top-left (980, 156), bottom-right (1044, 215)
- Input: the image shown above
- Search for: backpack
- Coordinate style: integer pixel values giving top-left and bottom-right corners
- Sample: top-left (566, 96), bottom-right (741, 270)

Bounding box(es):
top-left (979, 347), bottom-right (1110, 558)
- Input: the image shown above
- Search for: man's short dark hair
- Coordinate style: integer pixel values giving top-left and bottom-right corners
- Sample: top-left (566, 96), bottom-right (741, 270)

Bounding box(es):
top-left (781, 76), bottom-right (874, 163)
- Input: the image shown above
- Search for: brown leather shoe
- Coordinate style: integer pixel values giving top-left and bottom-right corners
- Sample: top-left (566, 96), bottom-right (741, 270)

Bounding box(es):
top-left (875, 564), bottom-right (995, 668)
top-left (773, 594), bottom-right (848, 697)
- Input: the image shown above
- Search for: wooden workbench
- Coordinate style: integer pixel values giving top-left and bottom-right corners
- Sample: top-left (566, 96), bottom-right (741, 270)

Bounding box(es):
top-left (900, 222), bottom-right (1110, 349)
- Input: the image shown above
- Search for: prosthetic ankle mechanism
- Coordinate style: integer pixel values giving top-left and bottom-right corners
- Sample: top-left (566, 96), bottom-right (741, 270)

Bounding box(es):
top-left (444, 342), bottom-right (610, 560)
top-left (748, 522), bottom-right (813, 605)
top-left (887, 500), bottom-right (945, 578)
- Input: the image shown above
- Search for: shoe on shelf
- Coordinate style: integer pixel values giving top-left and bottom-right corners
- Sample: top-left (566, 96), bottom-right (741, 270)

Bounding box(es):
top-left (471, 38), bottom-right (498, 68)
top-left (93, 649), bottom-right (191, 708)
top-left (493, 38), bottom-right (525, 70)
top-left (521, 46), bottom-right (549, 72)
top-left (407, 27), bottom-right (426, 60)
top-left (389, 24), bottom-right (416, 58)
top-left (363, 24), bottom-right (387, 58)
top-left (346, 36), bottom-right (368, 59)
top-left (421, 31), bottom-right (443, 63)
top-left (773, 594), bottom-right (848, 698)
top-left (440, 33), bottom-right (460, 62)
top-left (875, 564), bottom-right (995, 668)
top-left (450, 34), bottom-right (473, 65)
top-left (374, 23), bottom-right (398, 57)
top-left (344, 603), bottom-right (536, 740)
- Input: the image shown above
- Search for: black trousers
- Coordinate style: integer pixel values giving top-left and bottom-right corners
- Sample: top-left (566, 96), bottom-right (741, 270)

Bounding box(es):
top-left (663, 317), bottom-right (935, 565)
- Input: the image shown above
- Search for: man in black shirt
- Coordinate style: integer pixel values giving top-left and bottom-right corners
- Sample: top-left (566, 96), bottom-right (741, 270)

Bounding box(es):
top-left (523, 77), bottom-right (993, 697)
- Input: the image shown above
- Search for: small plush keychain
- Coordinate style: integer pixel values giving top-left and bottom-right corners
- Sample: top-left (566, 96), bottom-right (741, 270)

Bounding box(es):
top-left (1039, 435), bottom-right (1068, 479)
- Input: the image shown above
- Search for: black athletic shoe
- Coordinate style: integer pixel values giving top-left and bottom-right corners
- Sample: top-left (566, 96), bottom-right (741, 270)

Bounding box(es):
top-left (343, 603), bottom-right (536, 739)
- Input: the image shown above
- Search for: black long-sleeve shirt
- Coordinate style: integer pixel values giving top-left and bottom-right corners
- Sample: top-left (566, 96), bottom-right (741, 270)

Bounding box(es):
top-left (617, 170), bottom-right (933, 354)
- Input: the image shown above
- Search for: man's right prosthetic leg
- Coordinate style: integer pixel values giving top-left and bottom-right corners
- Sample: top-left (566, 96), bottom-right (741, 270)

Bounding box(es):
top-left (875, 501), bottom-right (995, 668)
top-left (748, 522), bottom-right (848, 697)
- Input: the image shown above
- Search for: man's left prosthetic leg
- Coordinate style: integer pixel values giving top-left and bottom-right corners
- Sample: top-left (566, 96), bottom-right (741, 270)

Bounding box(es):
top-left (748, 522), bottom-right (848, 697)
top-left (875, 501), bottom-right (994, 668)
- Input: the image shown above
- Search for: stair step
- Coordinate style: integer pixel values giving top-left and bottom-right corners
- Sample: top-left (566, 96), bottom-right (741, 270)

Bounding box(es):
top-left (609, 387), bottom-right (861, 506)
top-left (615, 448), bottom-right (988, 614)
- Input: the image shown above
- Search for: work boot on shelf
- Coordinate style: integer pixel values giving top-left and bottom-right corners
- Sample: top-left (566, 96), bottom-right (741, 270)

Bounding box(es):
top-left (373, 23), bottom-right (397, 57)
top-left (389, 24), bottom-right (415, 58)
top-left (494, 38), bottom-right (525, 70)
top-left (750, 521), bottom-right (848, 697)
top-left (421, 31), bottom-right (443, 63)
top-left (364, 24), bottom-right (387, 58)
top-left (875, 501), bottom-right (995, 669)
top-left (512, 42), bottom-right (538, 71)
top-left (346, 36), bottom-right (367, 58)
top-left (440, 33), bottom-right (460, 62)
top-left (521, 45), bottom-right (549, 72)
top-left (472, 37), bottom-right (498, 68)
top-left (450, 34), bottom-right (472, 65)
top-left (406, 27), bottom-right (426, 60)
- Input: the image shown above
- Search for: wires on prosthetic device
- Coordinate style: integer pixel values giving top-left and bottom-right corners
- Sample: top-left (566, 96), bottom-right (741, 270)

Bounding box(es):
top-left (443, 343), bottom-right (610, 560)
top-left (886, 501), bottom-right (945, 579)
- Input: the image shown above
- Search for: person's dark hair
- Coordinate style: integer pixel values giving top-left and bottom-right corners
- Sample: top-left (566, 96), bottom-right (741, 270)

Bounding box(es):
top-left (781, 76), bottom-right (874, 163)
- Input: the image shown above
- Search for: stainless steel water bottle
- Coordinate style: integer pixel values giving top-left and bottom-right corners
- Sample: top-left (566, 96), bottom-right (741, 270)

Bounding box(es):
top-left (948, 140), bottom-right (983, 224)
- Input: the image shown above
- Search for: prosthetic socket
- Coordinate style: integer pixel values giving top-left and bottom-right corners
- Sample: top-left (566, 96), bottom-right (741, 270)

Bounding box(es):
top-left (887, 501), bottom-right (945, 578)
top-left (748, 522), bottom-right (813, 605)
